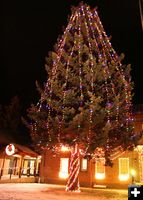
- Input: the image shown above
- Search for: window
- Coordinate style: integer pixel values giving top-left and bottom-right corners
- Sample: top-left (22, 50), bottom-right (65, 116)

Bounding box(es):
top-left (95, 158), bottom-right (105, 179)
top-left (81, 158), bottom-right (88, 171)
top-left (59, 158), bottom-right (69, 179)
top-left (119, 158), bottom-right (129, 181)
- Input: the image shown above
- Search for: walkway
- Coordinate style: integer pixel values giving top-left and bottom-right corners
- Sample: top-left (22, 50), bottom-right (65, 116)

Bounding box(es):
top-left (0, 183), bottom-right (127, 200)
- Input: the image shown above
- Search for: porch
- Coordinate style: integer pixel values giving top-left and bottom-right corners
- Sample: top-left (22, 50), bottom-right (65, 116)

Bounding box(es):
top-left (0, 143), bottom-right (41, 183)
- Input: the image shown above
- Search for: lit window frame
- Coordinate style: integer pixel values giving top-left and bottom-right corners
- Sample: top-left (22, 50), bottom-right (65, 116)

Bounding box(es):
top-left (119, 157), bottom-right (129, 181)
top-left (95, 158), bottom-right (105, 180)
top-left (59, 158), bottom-right (69, 179)
top-left (81, 158), bottom-right (88, 171)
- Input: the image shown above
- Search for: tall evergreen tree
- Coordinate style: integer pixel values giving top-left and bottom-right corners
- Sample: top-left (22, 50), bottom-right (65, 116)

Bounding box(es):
top-left (0, 96), bottom-right (20, 143)
top-left (27, 3), bottom-right (135, 191)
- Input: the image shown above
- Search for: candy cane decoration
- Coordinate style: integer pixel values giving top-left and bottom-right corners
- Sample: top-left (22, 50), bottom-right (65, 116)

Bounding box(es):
top-left (66, 143), bottom-right (80, 192)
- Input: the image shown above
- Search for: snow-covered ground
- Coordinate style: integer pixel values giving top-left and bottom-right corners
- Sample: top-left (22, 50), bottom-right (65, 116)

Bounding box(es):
top-left (0, 183), bottom-right (127, 200)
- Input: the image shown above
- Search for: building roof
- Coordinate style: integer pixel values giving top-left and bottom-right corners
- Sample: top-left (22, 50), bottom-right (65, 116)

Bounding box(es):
top-left (13, 143), bottom-right (39, 157)
top-left (0, 143), bottom-right (39, 158)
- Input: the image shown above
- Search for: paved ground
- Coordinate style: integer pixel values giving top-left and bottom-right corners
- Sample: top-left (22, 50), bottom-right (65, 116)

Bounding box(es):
top-left (0, 183), bottom-right (128, 200)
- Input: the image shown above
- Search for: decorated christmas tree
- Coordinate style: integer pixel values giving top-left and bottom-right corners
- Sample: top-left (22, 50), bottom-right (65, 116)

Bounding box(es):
top-left (27, 3), bottom-right (135, 191)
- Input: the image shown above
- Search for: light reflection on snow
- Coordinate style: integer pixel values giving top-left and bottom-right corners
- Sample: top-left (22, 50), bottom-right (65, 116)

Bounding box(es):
top-left (0, 183), bottom-right (127, 200)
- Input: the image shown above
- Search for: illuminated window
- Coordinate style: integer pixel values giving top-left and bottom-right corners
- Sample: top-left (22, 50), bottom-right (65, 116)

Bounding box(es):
top-left (119, 158), bottom-right (129, 181)
top-left (59, 158), bottom-right (69, 179)
top-left (81, 158), bottom-right (88, 171)
top-left (95, 158), bottom-right (105, 179)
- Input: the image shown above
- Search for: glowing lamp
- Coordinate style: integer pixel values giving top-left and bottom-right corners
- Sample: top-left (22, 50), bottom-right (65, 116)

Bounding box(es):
top-left (95, 173), bottom-right (105, 180)
top-left (119, 174), bottom-right (129, 181)
top-left (61, 145), bottom-right (69, 152)
top-left (5, 144), bottom-right (15, 156)
top-left (130, 169), bottom-right (136, 176)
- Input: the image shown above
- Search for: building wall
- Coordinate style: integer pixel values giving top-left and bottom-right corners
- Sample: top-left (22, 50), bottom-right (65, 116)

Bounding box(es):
top-left (40, 150), bottom-right (68, 185)
top-left (79, 159), bottom-right (93, 187)
top-left (40, 148), bottom-right (141, 188)
top-left (93, 151), bottom-right (140, 188)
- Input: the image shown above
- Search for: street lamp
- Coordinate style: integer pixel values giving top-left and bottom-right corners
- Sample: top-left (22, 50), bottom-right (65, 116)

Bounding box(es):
top-left (130, 169), bottom-right (136, 184)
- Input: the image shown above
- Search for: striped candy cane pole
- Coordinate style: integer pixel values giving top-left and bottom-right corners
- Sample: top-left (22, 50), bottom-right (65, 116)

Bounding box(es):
top-left (66, 143), bottom-right (80, 192)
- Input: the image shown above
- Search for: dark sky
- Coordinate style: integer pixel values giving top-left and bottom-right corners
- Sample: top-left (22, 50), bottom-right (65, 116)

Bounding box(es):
top-left (0, 0), bottom-right (142, 111)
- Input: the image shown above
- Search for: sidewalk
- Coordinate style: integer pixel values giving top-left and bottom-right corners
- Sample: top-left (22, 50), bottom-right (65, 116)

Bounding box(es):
top-left (0, 175), bottom-right (37, 183)
top-left (0, 183), bottom-right (128, 200)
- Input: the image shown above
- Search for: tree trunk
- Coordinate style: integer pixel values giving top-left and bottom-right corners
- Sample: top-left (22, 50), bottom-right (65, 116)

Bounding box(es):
top-left (66, 143), bottom-right (80, 192)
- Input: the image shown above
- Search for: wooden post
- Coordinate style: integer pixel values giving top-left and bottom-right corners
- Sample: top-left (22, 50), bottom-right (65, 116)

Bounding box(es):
top-left (34, 158), bottom-right (37, 177)
top-left (9, 167), bottom-right (12, 179)
top-left (19, 156), bottom-right (23, 178)
top-left (0, 153), bottom-right (6, 179)
top-left (13, 157), bottom-right (17, 175)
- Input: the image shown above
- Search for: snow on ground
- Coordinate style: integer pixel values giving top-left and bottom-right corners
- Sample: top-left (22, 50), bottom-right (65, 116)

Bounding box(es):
top-left (0, 183), bottom-right (128, 200)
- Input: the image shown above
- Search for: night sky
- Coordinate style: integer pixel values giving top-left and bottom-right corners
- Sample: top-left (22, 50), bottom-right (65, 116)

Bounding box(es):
top-left (0, 0), bottom-right (142, 111)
